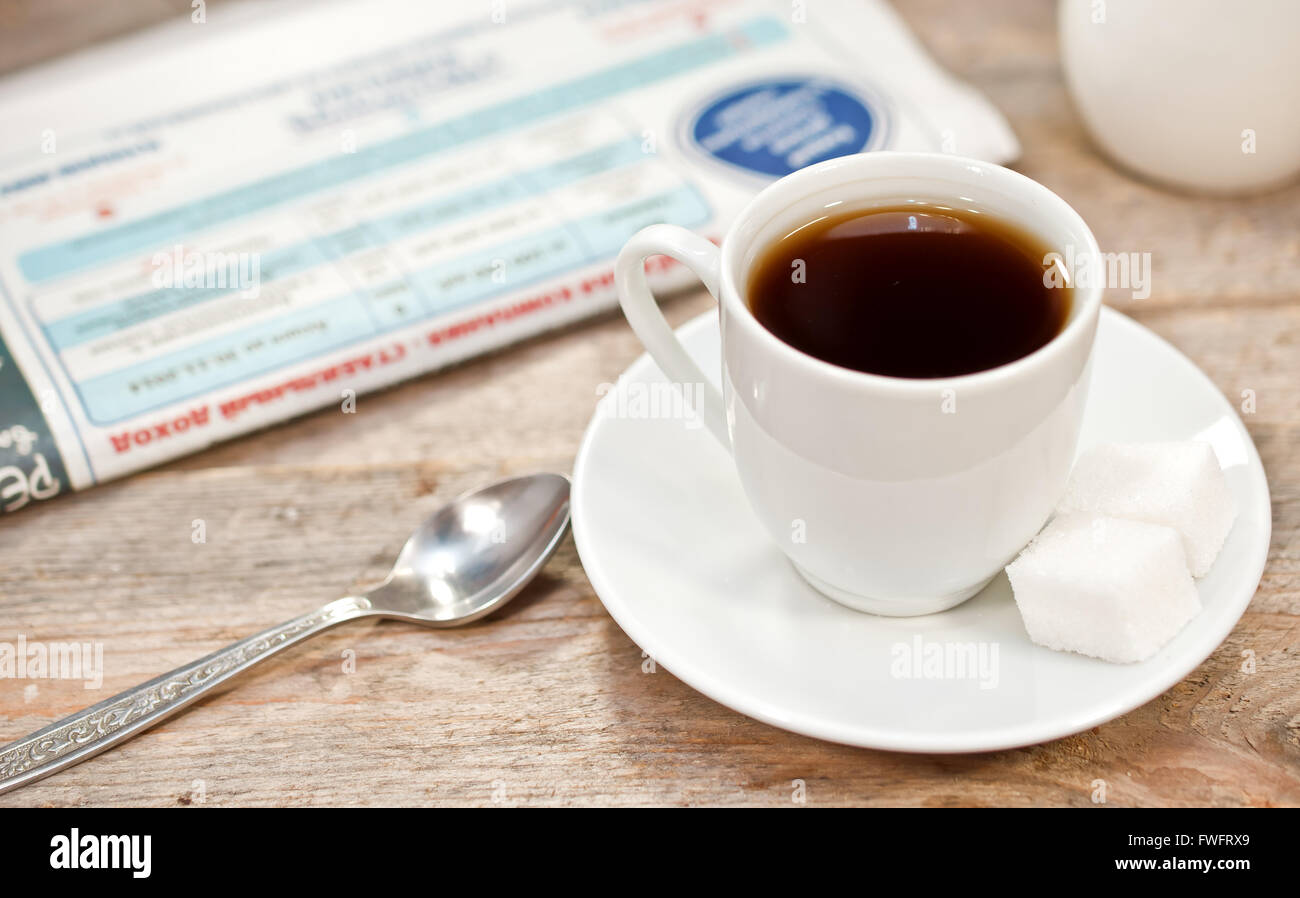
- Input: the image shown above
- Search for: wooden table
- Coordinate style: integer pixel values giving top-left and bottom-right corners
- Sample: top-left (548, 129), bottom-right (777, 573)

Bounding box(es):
top-left (1, 0), bottom-right (1297, 807)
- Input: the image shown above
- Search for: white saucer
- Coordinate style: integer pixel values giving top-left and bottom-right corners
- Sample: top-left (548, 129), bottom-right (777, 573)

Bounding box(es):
top-left (572, 308), bottom-right (1271, 752)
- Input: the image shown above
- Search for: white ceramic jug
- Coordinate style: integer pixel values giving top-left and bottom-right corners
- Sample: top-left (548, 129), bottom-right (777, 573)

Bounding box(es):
top-left (1059, 0), bottom-right (1300, 194)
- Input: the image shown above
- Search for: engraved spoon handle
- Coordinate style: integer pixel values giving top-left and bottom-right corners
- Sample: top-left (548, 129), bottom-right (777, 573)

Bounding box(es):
top-left (0, 595), bottom-right (372, 795)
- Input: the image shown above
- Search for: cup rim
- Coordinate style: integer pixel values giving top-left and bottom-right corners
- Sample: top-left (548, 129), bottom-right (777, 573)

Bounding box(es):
top-left (717, 151), bottom-right (1104, 395)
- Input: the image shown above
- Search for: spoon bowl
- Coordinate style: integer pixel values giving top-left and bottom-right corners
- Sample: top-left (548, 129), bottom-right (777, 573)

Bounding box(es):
top-left (371, 473), bottom-right (571, 625)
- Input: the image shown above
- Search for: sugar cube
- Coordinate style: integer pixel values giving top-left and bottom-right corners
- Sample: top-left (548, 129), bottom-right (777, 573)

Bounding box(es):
top-left (1056, 441), bottom-right (1235, 577)
top-left (1005, 513), bottom-right (1201, 663)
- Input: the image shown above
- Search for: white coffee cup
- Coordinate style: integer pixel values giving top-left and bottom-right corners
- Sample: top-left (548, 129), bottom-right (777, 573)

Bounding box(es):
top-left (615, 152), bottom-right (1102, 616)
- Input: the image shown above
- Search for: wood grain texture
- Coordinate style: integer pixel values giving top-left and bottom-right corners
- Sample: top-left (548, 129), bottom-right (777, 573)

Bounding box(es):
top-left (0, 0), bottom-right (1297, 807)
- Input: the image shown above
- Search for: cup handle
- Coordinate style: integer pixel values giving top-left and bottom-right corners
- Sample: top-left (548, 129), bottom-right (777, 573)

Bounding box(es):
top-left (614, 224), bottom-right (730, 449)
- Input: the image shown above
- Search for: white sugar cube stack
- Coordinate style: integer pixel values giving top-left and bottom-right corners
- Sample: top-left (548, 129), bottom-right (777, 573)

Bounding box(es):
top-left (1056, 442), bottom-right (1236, 577)
top-left (1006, 441), bottom-right (1236, 663)
top-left (1006, 514), bottom-right (1202, 663)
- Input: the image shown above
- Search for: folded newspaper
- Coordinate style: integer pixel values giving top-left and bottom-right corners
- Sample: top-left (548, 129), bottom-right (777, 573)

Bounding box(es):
top-left (0, 0), bottom-right (1017, 514)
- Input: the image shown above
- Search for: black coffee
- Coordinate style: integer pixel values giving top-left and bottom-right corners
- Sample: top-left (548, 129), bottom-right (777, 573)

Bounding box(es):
top-left (747, 205), bottom-right (1069, 378)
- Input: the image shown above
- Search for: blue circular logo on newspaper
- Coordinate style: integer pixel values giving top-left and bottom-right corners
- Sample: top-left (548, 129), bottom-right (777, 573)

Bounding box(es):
top-left (686, 78), bottom-right (884, 179)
